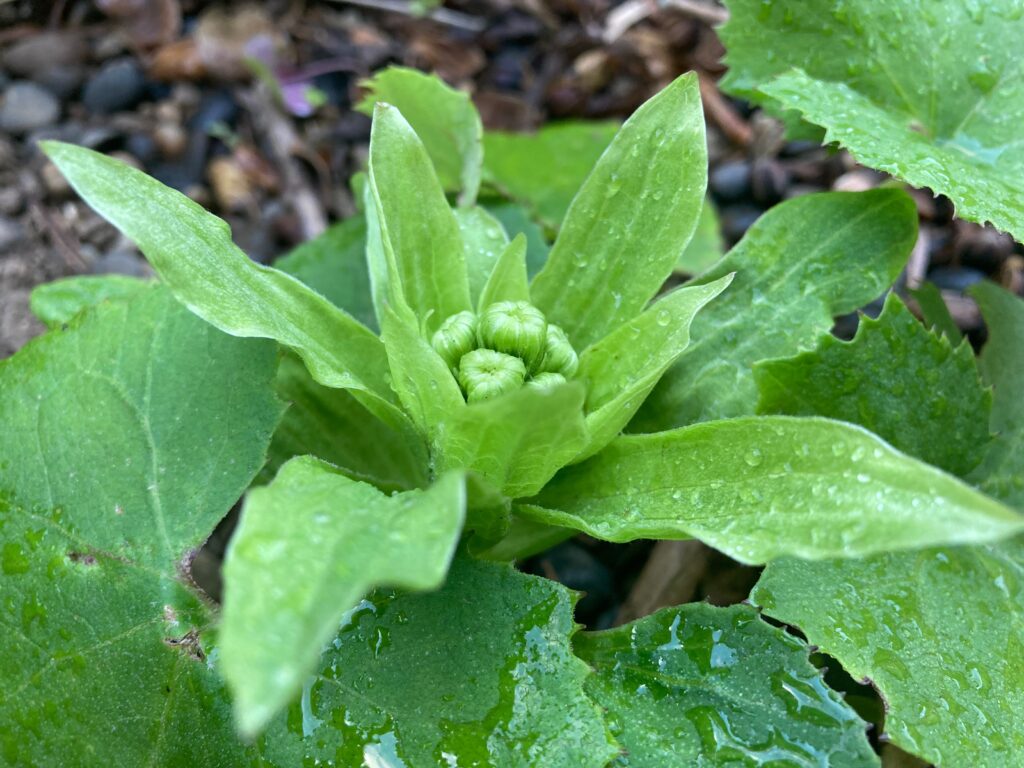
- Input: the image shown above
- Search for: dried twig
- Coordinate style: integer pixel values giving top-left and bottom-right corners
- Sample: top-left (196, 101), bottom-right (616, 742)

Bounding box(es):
top-left (325, 0), bottom-right (485, 32)
top-left (29, 201), bottom-right (88, 273)
top-left (604, 0), bottom-right (727, 42)
top-left (699, 72), bottom-right (753, 147)
top-left (662, 0), bottom-right (728, 26)
top-left (904, 227), bottom-right (930, 289)
top-left (616, 539), bottom-right (710, 625)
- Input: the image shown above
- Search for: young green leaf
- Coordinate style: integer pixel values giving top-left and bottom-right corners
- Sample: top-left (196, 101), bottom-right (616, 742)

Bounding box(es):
top-left (483, 121), bottom-right (619, 229)
top-left (485, 200), bottom-right (551, 276)
top-left (41, 141), bottom-right (405, 430)
top-left (478, 234), bottom-right (530, 310)
top-left (674, 197), bottom-right (724, 276)
top-left (367, 103), bottom-right (471, 334)
top-left (436, 382), bottom-right (588, 498)
top-left (0, 286), bottom-right (281, 764)
top-left (221, 457), bottom-right (466, 736)
top-left (576, 274), bottom-right (733, 461)
top-left (721, 0), bottom-right (1024, 241)
top-left (456, 204), bottom-right (510, 305)
top-left (357, 66), bottom-right (483, 206)
top-left (969, 281), bottom-right (1024, 509)
top-left (262, 353), bottom-right (429, 492)
top-left (575, 604), bottom-right (879, 767)
top-left (29, 274), bottom-right (149, 328)
top-left (753, 539), bottom-right (1024, 766)
top-left (635, 189), bottom-right (917, 431)
top-left (273, 214), bottom-right (377, 331)
top-left (530, 73), bottom-right (707, 349)
top-left (257, 555), bottom-right (618, 767)
top-left (910, 281), bottom-right (962, 343)
top-left (524, 416), bottom-right (1024, 563)
top-left (756, 294), bottom-right (992, 477)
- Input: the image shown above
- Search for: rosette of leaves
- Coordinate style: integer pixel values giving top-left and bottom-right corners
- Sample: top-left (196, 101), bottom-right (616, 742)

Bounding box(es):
top-left (4, 67), bottom-right (1020, 765)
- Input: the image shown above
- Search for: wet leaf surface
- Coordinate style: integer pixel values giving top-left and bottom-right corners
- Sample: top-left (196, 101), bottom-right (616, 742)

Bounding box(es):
top-left (721, 0), bottom-right (1024, 241)
top-left (576, 603), bottom-right (878, 767)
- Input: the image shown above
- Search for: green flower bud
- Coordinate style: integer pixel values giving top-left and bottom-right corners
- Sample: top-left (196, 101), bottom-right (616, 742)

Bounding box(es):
top-left (478, 301), bottom-right (547, 370)
top-left (538, 324), bottom-right (579, 378)
top-left (431, 311), bottom-right (478, 371)
top-left (458, 349), bottom-right (527, 403)
top-left (525, 371), bottom-right (567, 391)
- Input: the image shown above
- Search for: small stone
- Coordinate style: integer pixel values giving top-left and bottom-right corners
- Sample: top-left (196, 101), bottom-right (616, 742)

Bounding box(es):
top-left (709, 160), bottom-right (752, 202)
top-left (0, 216), bottom-right (24, 252)
top-left (928, 266), bottom-right (987, 294)
top-left (750, 158), bottom-right (789, 205)
top-left (82, 58), bottom-right (148, 114)
top-left (832, 169), bottom-right (882, 192)
top-left (0, 82), bottom-right (61, 135)
top-left (40, 161), bottom-right (72, 199)
top-left (125, 132), bottom-right (158, 164)
top-left (2, 32), bottom-right (87, 77)
top-left (154, 122), bottom-right (187, 157)
top-left (0, 187), bottom-right (22, 216)
top-left (208, 156), bottom-right (251, 211)
top-left (36, 65), bottom-right (84, 101)
top-left (721, 204), bottom-right (763, 243)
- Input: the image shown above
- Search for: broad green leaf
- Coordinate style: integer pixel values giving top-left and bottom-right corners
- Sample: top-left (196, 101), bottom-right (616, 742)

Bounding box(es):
top-left (483, 121), bottom-right (619, 229)
top-left (478, 234), bottom-right (530, 310)
top-left (969, 281), bottom-right (1024, 508)
top-left (437, 383), bottom-right (588, 499)
top-left (221, 457), bottom-right (465, 736)
top-left (524, 415), bottom-right (1024, 563)
top-left (484, 200), bottom-right (551, 277)
top-left (674, 198), bottom-right (724, 276)
top-left (634, 189), bottom-right (917, 431)
top-left (258, 554), bottom-right (618, 767)
top-left (530, 74), bottom-right (706, 349)
top-left (41, 142), bottom-right (404, 429)
top-left (29, 274), bottom-right (149, 328)
top-left (455, 204), bottom-right (510, 306)
top-left (262, 353), bottom-right (428, 492)
top-left (721, 0), bottom-right (1024, 241)
top-left (367, 104), bottom-right (471, 334)
top-left (273, 215), bottom-right (377, 331)
top-left (753, 539), bottom-right (1024, 765)
top-left (357, 66), bottom-right (483, 206)
top-left (909, 281), bottom-right (962, 343)
top-left (0, 285), bottom-right (281, 764)
top-left (576, 275), bottom-right (733, 461)
top-left (755, 294), bottom-right (992, 477)
top-left (575, 604), bottom-right (878, 767)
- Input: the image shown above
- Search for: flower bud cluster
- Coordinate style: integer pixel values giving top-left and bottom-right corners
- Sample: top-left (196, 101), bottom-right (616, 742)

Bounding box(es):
top-left (431, 301), bottom-right (579, 403)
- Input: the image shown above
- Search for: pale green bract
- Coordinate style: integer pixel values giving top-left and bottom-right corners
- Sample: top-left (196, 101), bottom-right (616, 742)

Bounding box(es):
top-left (721, 0), bottom-right (1024, 242)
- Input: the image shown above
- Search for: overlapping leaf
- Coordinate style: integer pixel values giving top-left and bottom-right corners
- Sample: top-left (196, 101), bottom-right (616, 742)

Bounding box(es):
top-left (756, 294), bottom-right (992, 476)
top-left (576, 604), bottom-right (878, 767)
top-left (0, 286), bottom-right (281, 764)
top-left (29, 274), bottom-right (149, 328)
top-left (530, 73), bottom-right (707, 349)
top-left (721, 0), bottom-right (1024, 241)
top-left (221, 457), bottom-right (465, 736)
top-left (523, 415), bottom-right (1023, 563)
top-left (634, 189), bottom-right (916, 431)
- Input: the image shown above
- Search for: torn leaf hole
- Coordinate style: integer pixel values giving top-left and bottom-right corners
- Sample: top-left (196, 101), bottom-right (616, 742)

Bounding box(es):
top-left (163, 629), bottom-right (206, 662)
top-left (67, 551), bottom-right (97, 566)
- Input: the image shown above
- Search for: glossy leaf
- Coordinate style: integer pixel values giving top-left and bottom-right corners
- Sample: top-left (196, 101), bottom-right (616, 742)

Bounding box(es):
top-left (29, 274), bottom-right (149, 328)
top-left (221, 457), bottom-right (465, 736)
top-left (0, 286), bottom-right (281, 764)
top-left (367, 104), bottom-right (471, 334)
top-left (634, 189), bottom-right (917, 431)
top-left (262, 353), bottom-right (428, 492)
top-left (530, 74), bottom-right (706, 349)
top-left (909, 281), bottom-right (962, 343)
top-left (524, 415), bottom-right (1024, 563)
top-left (756, 294), bottom-right (992, 477)
top-left (576, 275), bottom-right (733, 461)
top-left (479, 234), bottom-right (530, 310)
top-left (41, 142), bottom-right (403, 426)
top-left (753, 539), bottom-right (1024, 765)
top-left (357, 66), bottom-right (483, 206)
top-left (721, 0), bottom-right (1024, 241)
top-left (483, 121), bottom-right (619, 228)
top-left (674, 198), bottom-right (724, 276)
top-left (456, 205), bottom-right (510, 306)
top-left (969, 281), bottom-right (1024, 509)
top-left (485, 200), bottom-right (551, 277)
top-left (436, 383), bottom-right (588, 499)
top-left (273, 215), bottom-right (377, 331)
top-left (575, 604), bottom-right (878, 767)
top-left (258, 555), bottom-right (619, 768)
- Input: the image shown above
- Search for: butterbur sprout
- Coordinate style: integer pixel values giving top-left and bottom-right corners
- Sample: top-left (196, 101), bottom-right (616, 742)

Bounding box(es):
top-left (477, 301), bottom-right (548, 371)
top-left (457, 348), bottom-right (527, 402)
top-left (537, 324), bottom-right (579, 378)
top-left (431, 310), bottom-right (478, 371)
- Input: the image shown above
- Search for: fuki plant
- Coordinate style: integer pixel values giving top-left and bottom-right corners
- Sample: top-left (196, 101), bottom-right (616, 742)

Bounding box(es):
top-left (2, 23), bottom-right (1023, 764)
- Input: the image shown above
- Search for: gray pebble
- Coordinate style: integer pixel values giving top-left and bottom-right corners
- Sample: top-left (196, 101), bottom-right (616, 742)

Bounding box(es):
top-left (82, 58), bottom-right (147, 114)
top-left (0, 81), bottom-right (61, 135)
top-left (0, 216), bottom-right (24, 252)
